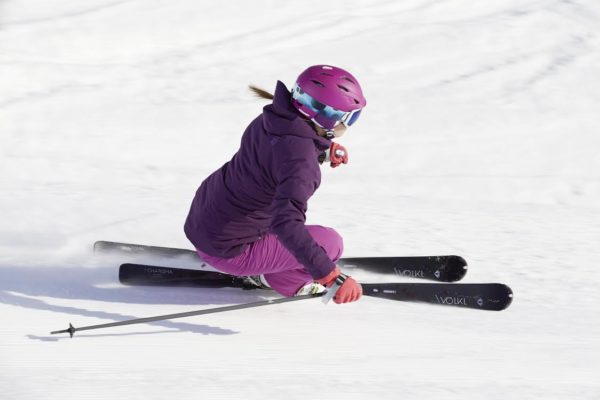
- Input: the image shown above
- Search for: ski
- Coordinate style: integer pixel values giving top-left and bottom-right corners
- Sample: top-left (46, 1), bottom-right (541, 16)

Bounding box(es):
top-left (362, 282), bottom-right (512, 311)
top-left (95, 240), bottom-right (468, 282)
top-left (119, 263), bottom-right (253, 289)
top-left (118, 263), bottom-right (512, 311)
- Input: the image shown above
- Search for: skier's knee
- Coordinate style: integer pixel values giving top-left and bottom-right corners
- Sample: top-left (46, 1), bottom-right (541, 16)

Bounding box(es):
top-left (309, 225), bottom-right (344, 262)
top-left (326, 228), bottom-right (344, 262)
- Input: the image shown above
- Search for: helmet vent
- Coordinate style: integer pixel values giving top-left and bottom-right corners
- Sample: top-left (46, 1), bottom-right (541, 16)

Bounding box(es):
top-left (310, 79), bottom-right (325, 87)
top-left (342, 76), bottom-right (355, 84)
top-left (337, 85), bottom-right (350, 92)
top-left (321, 72), bottom-right (334, 77)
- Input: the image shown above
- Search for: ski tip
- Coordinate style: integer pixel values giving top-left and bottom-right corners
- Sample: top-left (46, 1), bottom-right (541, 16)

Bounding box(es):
top-left (486, 283), bottom-right (513, 311)
top-left (453, 255), bottom-right (468, 267)
top-left (500, 284), bottom-right (514, 311)
top-left (444, 256), bottom-right (468, 282)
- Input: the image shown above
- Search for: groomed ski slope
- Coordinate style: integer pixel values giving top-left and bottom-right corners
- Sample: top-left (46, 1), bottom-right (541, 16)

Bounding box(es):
top-left (1, 1), bottom-right (599, 399)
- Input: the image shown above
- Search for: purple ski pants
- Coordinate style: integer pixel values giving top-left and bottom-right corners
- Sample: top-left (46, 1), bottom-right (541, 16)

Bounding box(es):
top-left (196, 225), bottom-right (343, 297)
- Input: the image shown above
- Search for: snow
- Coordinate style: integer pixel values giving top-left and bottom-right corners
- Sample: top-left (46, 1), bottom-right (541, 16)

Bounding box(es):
top-left (1, 0), bottom-right (599, 398)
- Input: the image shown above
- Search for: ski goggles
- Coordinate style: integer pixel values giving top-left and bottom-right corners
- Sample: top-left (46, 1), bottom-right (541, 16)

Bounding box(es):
top-left (292, 83), bottom-right (362, 129)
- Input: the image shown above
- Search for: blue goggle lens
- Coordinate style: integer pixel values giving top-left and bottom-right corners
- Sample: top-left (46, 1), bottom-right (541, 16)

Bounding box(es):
top-left (293, 84), bottom-right (363, 129)
top-left (346, 109), bottom-right (361, 126)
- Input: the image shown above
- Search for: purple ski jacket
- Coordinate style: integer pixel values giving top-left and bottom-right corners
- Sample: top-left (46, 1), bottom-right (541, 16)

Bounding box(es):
top-left (184, 81), bottom-right (335, 279)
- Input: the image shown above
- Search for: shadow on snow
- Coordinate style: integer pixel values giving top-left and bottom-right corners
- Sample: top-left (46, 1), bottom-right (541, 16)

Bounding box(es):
top-left (0, 262), bottom-right (273, 339)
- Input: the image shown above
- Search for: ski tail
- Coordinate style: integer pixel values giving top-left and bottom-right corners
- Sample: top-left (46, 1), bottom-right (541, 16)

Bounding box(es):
top-left (95, 241), bottom-right (198, 258)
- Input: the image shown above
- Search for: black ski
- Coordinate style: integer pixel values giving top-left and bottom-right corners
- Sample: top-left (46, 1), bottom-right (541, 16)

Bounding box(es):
top-left (118, 263), bottom-right (512, 311)
top-left (96, 240), bottom-right (467, 282)
top-left (119, 263), bottom-right (253, 289)
top-left (362, 282), bottom-right (512, 311)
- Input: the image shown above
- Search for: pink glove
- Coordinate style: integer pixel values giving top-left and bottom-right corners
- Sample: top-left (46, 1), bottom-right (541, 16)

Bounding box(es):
top-left (316, 266), bottom-right (362, 304)
top-left (329, 142), bottom-right (348, 168)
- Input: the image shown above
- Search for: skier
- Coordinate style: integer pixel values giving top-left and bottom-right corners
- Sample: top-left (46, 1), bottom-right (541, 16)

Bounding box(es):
top-left (184, 65), bottom-right (366, 304)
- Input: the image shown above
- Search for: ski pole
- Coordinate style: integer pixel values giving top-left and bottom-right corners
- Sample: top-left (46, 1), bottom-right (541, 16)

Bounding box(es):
top-left (51, 293), bottom-right (324, 338)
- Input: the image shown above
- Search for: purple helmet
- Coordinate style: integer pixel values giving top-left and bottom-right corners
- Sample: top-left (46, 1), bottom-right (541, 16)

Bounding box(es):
top-left (291, 65), bottom-right (366, 130)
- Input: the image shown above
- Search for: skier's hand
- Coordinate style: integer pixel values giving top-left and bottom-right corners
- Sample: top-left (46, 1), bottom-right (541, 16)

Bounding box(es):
top-left (329, 142), bottom-right (348, 168)
top-left (316, 266), bottom-right (362, 304)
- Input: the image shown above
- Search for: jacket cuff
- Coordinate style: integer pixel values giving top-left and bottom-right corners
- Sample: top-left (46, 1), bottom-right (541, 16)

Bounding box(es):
top-left (315, 266), bottom-right (340, 286)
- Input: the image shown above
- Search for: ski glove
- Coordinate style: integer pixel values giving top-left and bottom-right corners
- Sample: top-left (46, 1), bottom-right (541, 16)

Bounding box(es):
top-left (329, 142), bottom-right (349, 168)
top-left (316, 266), bottom-right (362, 304)
top-left (319, 142), bottom-right (349, 168)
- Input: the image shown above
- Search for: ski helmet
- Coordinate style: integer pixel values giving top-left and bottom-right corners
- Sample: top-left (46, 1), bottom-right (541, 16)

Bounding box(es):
top-left (291, 65), bottom-right (366, 130)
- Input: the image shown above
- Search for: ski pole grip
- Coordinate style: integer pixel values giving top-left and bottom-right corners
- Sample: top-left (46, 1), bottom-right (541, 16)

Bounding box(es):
top-left (321, 273), bottom-right (348, 304)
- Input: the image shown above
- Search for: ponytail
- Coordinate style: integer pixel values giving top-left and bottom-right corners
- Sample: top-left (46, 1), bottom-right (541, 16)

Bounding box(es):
top-left (248, 85), bottom-right (274, 101)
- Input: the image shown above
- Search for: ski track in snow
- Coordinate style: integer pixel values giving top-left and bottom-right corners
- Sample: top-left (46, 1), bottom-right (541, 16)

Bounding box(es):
top-left (1, 1), bottom-right (599, 399)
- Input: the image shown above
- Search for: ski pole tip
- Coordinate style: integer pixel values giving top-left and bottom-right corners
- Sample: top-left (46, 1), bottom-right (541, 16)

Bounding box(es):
top-left (67, 323), bottom-right (75, 338)
top-left (50, 323), bottom-right (76, 338)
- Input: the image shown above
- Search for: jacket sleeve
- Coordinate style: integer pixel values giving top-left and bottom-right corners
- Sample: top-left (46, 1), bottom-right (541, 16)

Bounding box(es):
top-left (270, 137), bottom-right (336, 280)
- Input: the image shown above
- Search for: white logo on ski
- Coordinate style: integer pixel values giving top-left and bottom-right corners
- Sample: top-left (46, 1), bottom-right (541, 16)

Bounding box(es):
top-left (435, 295), bottom-right (467, 306)
top-left (394, 267), bottom-right (424, 278)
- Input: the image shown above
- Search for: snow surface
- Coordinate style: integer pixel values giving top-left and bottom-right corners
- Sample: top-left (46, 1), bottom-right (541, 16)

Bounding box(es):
top-left (1, 0), bottom-right (599, 399)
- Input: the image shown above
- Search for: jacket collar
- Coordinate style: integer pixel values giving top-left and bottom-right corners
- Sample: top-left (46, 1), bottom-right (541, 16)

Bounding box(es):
top-left (262, 81), bottom-right (331, 151)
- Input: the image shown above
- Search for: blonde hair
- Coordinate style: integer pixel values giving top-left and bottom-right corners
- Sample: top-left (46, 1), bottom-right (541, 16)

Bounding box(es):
top-left (248, 85), bottom-right (274, 100)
